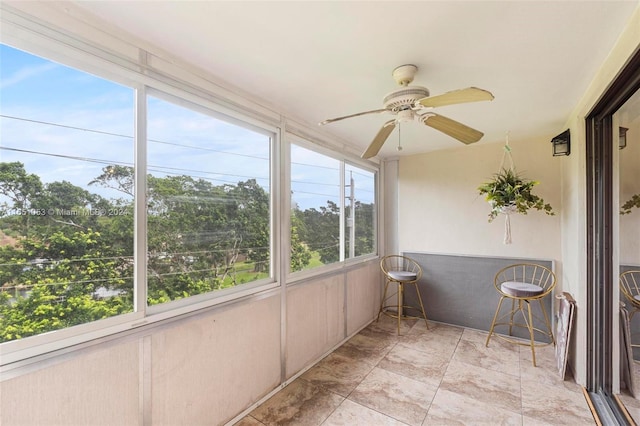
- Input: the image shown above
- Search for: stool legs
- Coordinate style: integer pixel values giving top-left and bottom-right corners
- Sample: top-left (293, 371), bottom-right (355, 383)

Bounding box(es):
top-left (526, 300), bottom-right (537, 366)
top-left (377, 279), bottom-right (391, 323)
top-left (377, 279), bottom-right (429, 335)
top-left (486, 296), bottom-right (506, 346)
top-left (538, 298), bottom-right (555, 346)
top-left (397, 282), bottom-right (403, 335)
top-left (486, 296), bottom-right (555, 367)
top-left (412, 282), bottom-right (430, 330)
top-left (628, 309), bottom-right (640, 352)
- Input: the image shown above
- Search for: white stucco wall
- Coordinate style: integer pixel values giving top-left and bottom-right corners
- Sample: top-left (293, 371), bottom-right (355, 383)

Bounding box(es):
top-left (398, 135), bottom-right (561, 261)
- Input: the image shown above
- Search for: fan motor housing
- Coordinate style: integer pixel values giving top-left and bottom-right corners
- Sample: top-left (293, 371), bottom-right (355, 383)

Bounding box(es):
top-left (383, 86), bottom-right (430, 110)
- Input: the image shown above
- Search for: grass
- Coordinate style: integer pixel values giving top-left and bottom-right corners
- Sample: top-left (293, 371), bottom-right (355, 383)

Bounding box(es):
top-left (221, 251), bottom-right (326, 286)
top-left (306, 251), bottom-right (324, 269)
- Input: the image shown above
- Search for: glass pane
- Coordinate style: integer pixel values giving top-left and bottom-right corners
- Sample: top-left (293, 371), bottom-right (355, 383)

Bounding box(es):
top-left (0, 44), bottom-right (135, 342)
top-left (147, 95), bottom-right (271, 305)
top-left (290, 145), bottom-right (341, 272)
top-left (615, 88), bottom-right (640, 369)
top-left (345, 164), bottom-right (376, 258)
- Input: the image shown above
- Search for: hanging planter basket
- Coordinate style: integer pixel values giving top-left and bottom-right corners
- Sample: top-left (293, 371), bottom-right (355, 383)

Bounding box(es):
top-left (477, 140), bottom-right (554, 244)
top-left (498, 203), bottom-right (518, 215)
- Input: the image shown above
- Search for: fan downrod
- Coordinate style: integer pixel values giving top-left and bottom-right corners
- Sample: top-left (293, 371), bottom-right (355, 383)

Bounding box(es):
top-left (392, 64), bottom-right (418, 86)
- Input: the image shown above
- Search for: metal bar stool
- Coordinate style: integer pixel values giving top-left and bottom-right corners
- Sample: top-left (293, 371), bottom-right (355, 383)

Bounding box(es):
top-left (620, 270), bottom-right (640, 351)
top-left (485, 263), bottom-right (556, 366)
top-left (377, 255), bottom-right (429, 335)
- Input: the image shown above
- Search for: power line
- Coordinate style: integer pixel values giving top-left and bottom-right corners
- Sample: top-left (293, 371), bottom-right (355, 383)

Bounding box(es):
top-left (292, 190), bottom-right (340, 199)
top-left (1, 146), bottom-right (132, 168)
top-left (1, 146), bottom-right (270, 184)
top-left (291, 162), bottom-right (340, 172)
top-left (291, 179), bottom-right (340, 188)
top-left (0, 114), bottom-right (270, 161)
top-left (0, 276), bottom-right (133, 291)
top-left (1, 114), bottom-right (375, 198)
top-left (1, 115), bottom-right (376, 180)
top-left (0, 114), bottom-right (133, 140)
top-left (2, 146), bottom-right (370, 195)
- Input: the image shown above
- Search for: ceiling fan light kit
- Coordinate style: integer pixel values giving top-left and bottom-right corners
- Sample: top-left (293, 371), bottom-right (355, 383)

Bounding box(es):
top-left (319, 64), bottom-right (495, 159)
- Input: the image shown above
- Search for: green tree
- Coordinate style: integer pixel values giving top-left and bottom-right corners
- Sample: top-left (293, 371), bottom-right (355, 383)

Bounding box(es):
top-left (89, 165), bottom-right (134, 198)
top-left (0, 163), bottom-right (134, 342)
top-left (353, 201), bottom-right (375, 256)
top-left (227, 179), bottom-right (270, 272)
top-left (0, 228), bottom-right (132, 342)
top-left (290, 210), bottom-right (312, 272)
top-left (0, 161), bottom-right (315, 340)
top-left (0, 162), bottom-right (44, 235)
top-left (299, 200), bottom-right (340, 264)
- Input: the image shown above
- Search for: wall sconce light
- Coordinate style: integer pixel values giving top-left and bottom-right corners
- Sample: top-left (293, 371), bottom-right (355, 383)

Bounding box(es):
top-left (551, 129), bottom-right (571, 156)
top-left (619, 127), bottom-right (628, 150)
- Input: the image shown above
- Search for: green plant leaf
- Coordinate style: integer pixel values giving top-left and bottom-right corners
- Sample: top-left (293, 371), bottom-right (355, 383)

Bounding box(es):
top-left (477, 168), bottom-right (554, 222)
top-left (621, 194), bottom-right (640, 215)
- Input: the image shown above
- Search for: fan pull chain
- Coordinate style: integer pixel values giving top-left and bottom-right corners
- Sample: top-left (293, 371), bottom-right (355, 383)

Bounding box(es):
top-left (397, 123), bottom-right (403, 152)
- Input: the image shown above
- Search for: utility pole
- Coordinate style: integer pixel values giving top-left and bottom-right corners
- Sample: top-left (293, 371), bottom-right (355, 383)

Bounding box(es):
top-left (347, 171), bottom-right (355, 258)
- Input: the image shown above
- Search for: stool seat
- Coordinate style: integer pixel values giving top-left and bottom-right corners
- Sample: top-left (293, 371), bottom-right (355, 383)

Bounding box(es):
top-left (500, 281), bottom-right (544, 298)
top-left (388, 271), bottom-right (417, 281)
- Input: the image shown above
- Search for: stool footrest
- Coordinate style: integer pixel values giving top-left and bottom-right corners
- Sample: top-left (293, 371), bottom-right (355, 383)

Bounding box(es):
top-left (379, 306), bottom-right (427, 322)
top-left (490, 329), bottom-right (555, 347)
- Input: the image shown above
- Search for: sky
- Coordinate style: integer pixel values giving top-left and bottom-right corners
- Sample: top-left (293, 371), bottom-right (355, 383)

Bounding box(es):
top-left (0, 43), bottom-right (374, 212)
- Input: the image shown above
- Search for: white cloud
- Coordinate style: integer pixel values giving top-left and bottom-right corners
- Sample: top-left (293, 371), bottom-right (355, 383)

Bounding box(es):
top-left (0, 62), bottom-right (58, 90)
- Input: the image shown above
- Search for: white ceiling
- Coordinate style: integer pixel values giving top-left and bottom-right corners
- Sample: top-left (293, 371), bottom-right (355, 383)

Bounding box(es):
top-left (72, 1), bottom-right (638, 158)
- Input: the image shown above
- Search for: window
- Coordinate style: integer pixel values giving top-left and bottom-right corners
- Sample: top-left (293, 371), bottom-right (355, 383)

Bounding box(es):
top-left (290, 144), bottom-right (341, 272)
top-left (0, 44), bottom-right (135, 342)
top-left (290, 143), bottom-right (377, 273)
top-left (0, 44), bottom-right (275, 343)
top-left (0, 31), bottom-right (377, 354)
top-left (345, 163), bottom-right (376, 259)
top-left (146, 94), bottom-right (272, 305)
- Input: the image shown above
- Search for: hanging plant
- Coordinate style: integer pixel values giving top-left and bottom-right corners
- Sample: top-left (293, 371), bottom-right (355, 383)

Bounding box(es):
top-left (621, 194), bottom-right (640, 215)
top-left (478, 134), bottom-right (555, 244)
top-left (478, 168), bottom-right (554, 222)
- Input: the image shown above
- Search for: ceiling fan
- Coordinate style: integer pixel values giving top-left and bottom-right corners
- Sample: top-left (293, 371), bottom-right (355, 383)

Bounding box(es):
top-left (319, 64), bottom-right (494, 159)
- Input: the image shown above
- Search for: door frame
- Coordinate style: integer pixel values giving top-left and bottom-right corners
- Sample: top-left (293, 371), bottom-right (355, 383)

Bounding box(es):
top-left (586, 46), bottom-right (640, 394)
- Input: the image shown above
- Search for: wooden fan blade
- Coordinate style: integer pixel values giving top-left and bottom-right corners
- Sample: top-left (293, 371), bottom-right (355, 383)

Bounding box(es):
top-left (319, 108), bottom-right (389, 125)
top-left (423, 113), bottom-right (484, 144)
top-left (361, 120), bottom-right (396, 159)
top-left (418, 87), bottom-right (494, 108)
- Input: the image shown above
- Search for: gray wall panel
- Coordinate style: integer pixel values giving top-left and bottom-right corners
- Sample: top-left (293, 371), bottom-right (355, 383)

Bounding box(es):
top-left (403, 252), bottom-right (554, 342)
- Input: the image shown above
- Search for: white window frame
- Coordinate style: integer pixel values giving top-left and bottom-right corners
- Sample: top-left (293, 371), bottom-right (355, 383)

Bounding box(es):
top-left (143, 88), bottom-right (278, 316)
top-left (344, 161), bottom-right (378, 262)
top-left (287, 134), bottom-right (378, 282)
top-left (0, 16), bottom-right (280, 367)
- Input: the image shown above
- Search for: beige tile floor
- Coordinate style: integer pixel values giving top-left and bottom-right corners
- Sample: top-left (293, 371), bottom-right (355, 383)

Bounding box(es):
top-left (618, 361), bottom-right (640, 422)
top-left (236, 316), bottom-right (633, 425)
